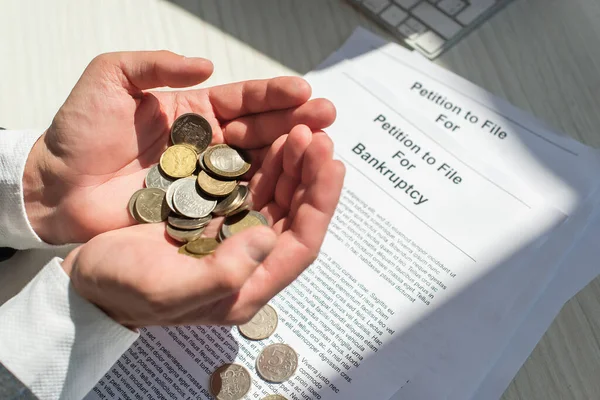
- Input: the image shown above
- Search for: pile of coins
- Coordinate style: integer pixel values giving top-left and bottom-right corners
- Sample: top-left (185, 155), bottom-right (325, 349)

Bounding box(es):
top-left (128, 113), bottom-right (297, 399)
top-left (128, 113), bottom-right (269, 257)
top-left (210, 304), bottom-right (298, 400)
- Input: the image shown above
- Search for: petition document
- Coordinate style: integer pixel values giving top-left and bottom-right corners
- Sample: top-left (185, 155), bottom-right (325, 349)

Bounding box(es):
top-left (86, 73), bottom-right (564, 400)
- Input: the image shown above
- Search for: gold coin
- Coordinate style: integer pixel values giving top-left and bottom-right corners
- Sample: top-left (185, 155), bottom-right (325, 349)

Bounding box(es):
top-left (159, 145), bottom-right (198, 178)
top-left (221, 210), bottom-right (268, 239)
top-left (197, 171), bottom-right (238, 197)
top-left (178, 245), bottom-right (205, 259)
top-left (134, 188), bottom-right (169, 223)
top-left (186, 238), bottom-right (219, 255)
top-left (166, 224), bottom-right (206, 243)
top-left (204, 144), bottom-right (251, 179)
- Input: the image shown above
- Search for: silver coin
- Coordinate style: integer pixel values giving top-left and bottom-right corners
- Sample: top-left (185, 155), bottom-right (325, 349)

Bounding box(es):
top-left (134, 188), bottom-right (169, 223)
top-left (210, 363), bottom-right (252, 400)
top-left (173, 177), bottom-right (217, 218)
top-left (198, 148), bottom-right (209, 172)
top-left (171, 113), bottom-right (213, 153)
top-left (213, 185), bottom-right (244, 216)
top-left (144, 164), bottom-right (174, 190)
top-left (166, 224), bottom-right (206, 243)
top-left (220, 210), bottom-right (268, 239)
top-left (238, 304), bottom-right (278, 340)
top-left (256, 344), bottom-right (298, 383)
top-left (127, 188), bottom-right (146, 223)
top-left (168, 214), bottom-right (212, 230)
top-left (165, 178), bottom-right (189, 214)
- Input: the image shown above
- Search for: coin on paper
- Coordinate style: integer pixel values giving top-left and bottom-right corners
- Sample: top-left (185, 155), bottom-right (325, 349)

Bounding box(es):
top-left (170, 113), bottom-right (213, 153)
top-left (159, 144), bottom-right (198, 178)
top-left (256, 344), bottom-right (298, 383)
top-left (204, 144), bottom-right (251, 179)
top-left (144, 164), bottom-right (174, 190)
top-left (220, 210), bottom-right (268, 239)
top-left (238, 304), bottom-right (278, 340)
top-left (134, 188), bottom-right (169, 223)
top-left (172, 177), bottom-right (217, 218)
top-left (166, 224), bottom-right (206, 243)
top-left (197, 170), bottom-right (238, 197)
top-left (186, 238), bottom-right (219, 255)
top-left (262, 395), bottom-right (288, 400)
top-left (127, 188), bottom-right (146, 223)
top-left (167, 214), bottom-right (212, 230)
top-left (210, 363), bottom-right (252, 400)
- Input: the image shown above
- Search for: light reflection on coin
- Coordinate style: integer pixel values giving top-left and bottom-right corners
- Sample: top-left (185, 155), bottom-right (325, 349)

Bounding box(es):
top-left (210, 363), bottom-right (252, 400)
top-left (171, 113), bottom-right (213, 153)
top-left (165, 177), bottom-right (189, 214)
top-left (144, 164), bottom-right (174, 190)
top-left (204, 144), bottom-right (250, 179)
top-left (197, 170), bottom-right (237, 197)
top-left (166, 225), bottom-right (206, 243)
top-left (159, 144), bottom-right (198, 178)
top-left (173, 177), bottom-right (217, 218)
top-left (238, 304), bottom-right (278, 340)
top-left (256, 344), bottom-right (298, 383)
top-left (221, 210), bottom-right (268, 239)
top-left (128, 189), bottom-right (146, 223)
top-left (134, 188), bottom-right (169, 223)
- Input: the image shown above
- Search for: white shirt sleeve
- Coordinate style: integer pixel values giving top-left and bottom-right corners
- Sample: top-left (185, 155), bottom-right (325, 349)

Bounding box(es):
top-left (0, 129), bottom-right (53, 249)
top-left (0, 130), bottom-right (139, 399)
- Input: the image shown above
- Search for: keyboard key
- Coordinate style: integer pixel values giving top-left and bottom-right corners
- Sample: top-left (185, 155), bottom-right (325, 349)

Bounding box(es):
top-left (456, 0), bottom-right (495, 25)
top-left (412, 2), bottom-right (462, 39)
top-left (393, 0), bottom-right (419, 9)
top-left (363, 0), bottom-right (391, 13)
top-left (380, 5), bottom-right (408, 26)
top-left (438, 0), bottom-right (467, 16)
top-left (397, 17), bottom-right (428, 39)
top-left (413, 30), bottom-right (446, 55)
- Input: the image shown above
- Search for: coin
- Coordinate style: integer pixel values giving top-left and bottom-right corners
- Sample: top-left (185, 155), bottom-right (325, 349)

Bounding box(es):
top-left (210, 363), bottom-right (251, 400)
top-left (198, 148), bottom-right (210, 172)
top-left (128, 188), bottom-right (146, 223)
top-left (168, 214), bottom-right (212, 230)
top-left (213, 186), bottom-right (245, 216)
top-left (238, 304), bottom-right (278, 340)
top-left (134, 188), bottom-right (169, 223)
top-left (178, 245), bottom-right (205, 259)
top-left (171, 113), bottom-right (213, 153)
top-left (221, 210), bottom-right (269, 239)
top-left (166, 224), bottom-right (206, 243)
top-left (173, 177), bottom-right (217, 218)
top-left (144, 164), bottom-right (174, 190)
top-left (159, 144), bottom-right (198, 178)
top-left (256, 344), bottom-right (298, 383)
top-left (197, 170), bottom-right (238, 197)
top-left (262, 396), bottom-right (288, 400)
top-left (186, 237), bottom-right (219, 255)
top-left (165, 177), bottom-right (190, 213)
top-left (204, 144), bottom-right (251, 179)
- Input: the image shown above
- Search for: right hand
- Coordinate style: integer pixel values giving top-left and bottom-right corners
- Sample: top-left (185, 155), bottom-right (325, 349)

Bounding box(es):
top-left (61, 126), bottom-right (345, 327)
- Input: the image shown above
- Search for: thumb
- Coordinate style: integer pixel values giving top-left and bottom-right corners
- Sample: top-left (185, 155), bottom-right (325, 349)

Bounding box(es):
top-left (184, 226), bottom-right (277, 304)
top-left (89, 50), bottom-right (214, 91)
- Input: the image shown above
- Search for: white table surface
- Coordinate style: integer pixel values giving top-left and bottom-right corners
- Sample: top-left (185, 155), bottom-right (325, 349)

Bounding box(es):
top-left (2, 0), bottom-right (600, 399)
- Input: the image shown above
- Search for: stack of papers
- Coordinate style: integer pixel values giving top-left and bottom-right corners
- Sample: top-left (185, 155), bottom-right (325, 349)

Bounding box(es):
top-left (85, 28), bottom-right (600, 400)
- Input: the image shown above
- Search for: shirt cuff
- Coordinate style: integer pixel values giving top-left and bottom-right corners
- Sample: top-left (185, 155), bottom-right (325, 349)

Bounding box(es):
top-left (0, 257), bottom-right (139, 400)
top-left (0, 129), bottom-right (55, 250)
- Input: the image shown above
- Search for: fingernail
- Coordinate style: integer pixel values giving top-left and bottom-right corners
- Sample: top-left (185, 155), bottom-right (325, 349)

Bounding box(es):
top-left (245, 229), bottom-right (276, 263)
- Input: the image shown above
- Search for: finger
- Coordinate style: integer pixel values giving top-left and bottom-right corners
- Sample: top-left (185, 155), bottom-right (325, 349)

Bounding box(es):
top-left (302, 134), bottom-right (335, 184)
top-left (283, 125), bottom-right (313, 179)
top-left (222, 98), bottom-right (336, 148)
top-left (90, 51), bottom-right (214, 92)
top-left (234, 160), bottom-right (345, 307)
top-left (248, 135), bottom-right (286, 210)
top-left (207, 77), bottom-right (312, 121)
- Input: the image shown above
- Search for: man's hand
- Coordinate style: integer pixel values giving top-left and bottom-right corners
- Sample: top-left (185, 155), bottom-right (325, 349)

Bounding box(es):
top-left (61, 126), bottom-right (345, 327)
top-left (23, 51), bottom-right (335, 244)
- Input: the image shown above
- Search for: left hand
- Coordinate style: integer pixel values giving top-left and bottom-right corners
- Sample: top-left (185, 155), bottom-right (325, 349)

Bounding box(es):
top-left (23, 50), bottom-right (335, 244)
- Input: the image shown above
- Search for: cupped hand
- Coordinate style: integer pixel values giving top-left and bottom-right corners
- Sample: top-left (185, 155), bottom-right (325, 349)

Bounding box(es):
top-left (62, 126), bottom-right (345, 327)
top-left (24, 51), bottom-right (335, 244)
